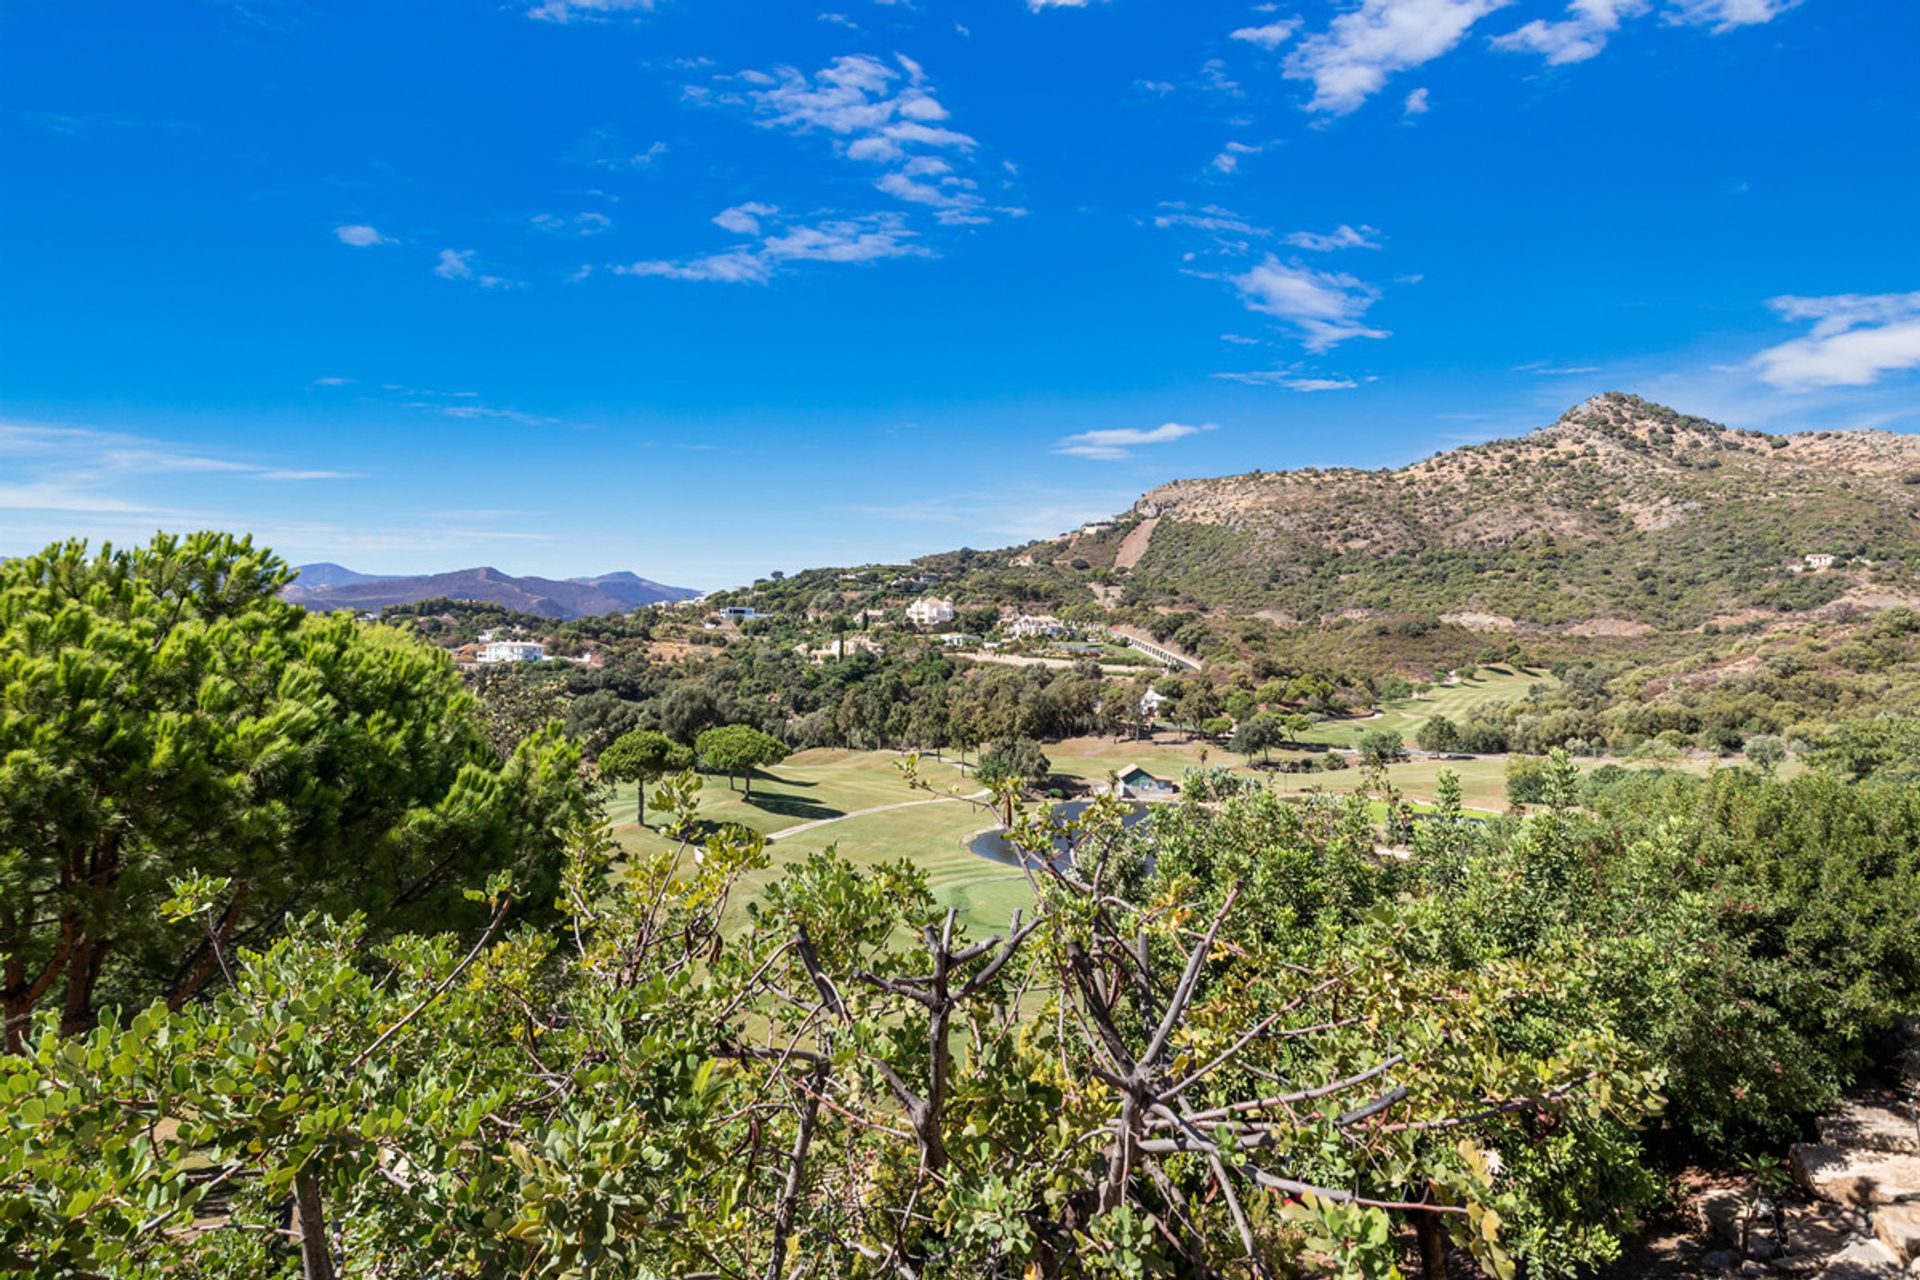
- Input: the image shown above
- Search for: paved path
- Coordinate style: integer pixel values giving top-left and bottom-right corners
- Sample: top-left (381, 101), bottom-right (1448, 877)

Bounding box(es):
top-left (767, 791), bottom-right (990, 841)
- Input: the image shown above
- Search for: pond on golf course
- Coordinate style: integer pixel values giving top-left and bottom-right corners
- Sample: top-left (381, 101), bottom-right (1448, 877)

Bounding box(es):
top-left (967, 799), bottom-right (1155, 868)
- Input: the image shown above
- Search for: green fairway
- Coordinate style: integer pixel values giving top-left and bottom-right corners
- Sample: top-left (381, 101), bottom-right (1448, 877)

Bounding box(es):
top-left (605, 747), bottom-right (975, 840)
top-left (1297, 666), bottom-right (1556, 748)
top-left (608, 733), bottom-right (1721, 936)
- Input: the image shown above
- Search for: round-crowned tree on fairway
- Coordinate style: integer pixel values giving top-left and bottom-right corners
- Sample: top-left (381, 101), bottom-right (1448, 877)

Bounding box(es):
top-left (975, 737), bottom-right (1051, 824)
top-left (694, 724), bottom-right (788, 798)
top-left (598, 728), bottom-right (694, 827)
top-left (0, 533), bottom-right (587, 1049)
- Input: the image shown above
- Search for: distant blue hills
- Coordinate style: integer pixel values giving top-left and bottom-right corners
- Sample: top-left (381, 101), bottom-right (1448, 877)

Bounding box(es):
top-left (282, 563), bottom-right (699, 619)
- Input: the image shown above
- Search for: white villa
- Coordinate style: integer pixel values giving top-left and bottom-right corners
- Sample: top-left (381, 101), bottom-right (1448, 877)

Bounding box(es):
top-left (478, 640), bottom-right (546, 664)
top-left (1139, 687), bottom-right (1166, 721)
top-left (1007, 613), bottom-right (1066, 640)
top-left (1804, 553), bottom-right (1838, 570)
top-left (906, 596), bottom-right (956, 627)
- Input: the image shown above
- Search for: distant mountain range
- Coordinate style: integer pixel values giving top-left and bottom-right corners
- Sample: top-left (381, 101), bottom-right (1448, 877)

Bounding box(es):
top-left (282, 564), bottom-right (699, 619)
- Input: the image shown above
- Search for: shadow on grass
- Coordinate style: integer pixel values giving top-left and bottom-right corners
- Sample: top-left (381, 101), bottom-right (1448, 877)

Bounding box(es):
top-left (742, 790), bottom-right (845, 822)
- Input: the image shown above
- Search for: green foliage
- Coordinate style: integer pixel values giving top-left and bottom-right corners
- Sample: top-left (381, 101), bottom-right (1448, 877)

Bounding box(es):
top-left (597, 728), bottom-right (695, 825)
top-left (0, 533), bottom-right (586, 1046)
top-left (1357, 727), bottom-right (1406, 764)
top-left (693, 722), bottom-right (789, 796)
top-left (975, 736), bottom-right (1051, 789)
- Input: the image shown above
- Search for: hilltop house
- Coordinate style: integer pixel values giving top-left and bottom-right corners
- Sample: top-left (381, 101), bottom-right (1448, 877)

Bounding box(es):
top-left (478, 640), bottom-right (545, 664)
top-left (1805, 553), bottom-right (1838, 570)
top-left (906, 596), bottom-right (956, 627)
top-left (1008, 613), bottom-right (1066, 640)
top-left (1109, 765), bottom-right (1177, 800)
top-left (1139, 687), bottom-right (1166, 722)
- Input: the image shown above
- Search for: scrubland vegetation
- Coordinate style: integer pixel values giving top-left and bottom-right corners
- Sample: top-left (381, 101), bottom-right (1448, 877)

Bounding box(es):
top-left (8, 491), bottom-right (1920, 1276)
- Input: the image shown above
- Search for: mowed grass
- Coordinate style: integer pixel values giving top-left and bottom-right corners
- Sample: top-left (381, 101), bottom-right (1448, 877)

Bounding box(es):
top-left (607, 731), bottom-right (1717, 936)
top-left (1297, 666), bottom-right (1556, 748)
top-left (605, 747), bottom-right (974, 839)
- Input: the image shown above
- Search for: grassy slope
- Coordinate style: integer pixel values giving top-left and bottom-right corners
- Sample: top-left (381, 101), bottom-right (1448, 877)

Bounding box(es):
top-left (1295, 666), bottom-right (1554, 748)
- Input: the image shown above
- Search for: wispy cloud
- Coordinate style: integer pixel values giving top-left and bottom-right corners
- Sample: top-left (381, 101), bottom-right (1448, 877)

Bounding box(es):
top-left (1403, 86), bottom-right (1430, 114)
top-left (1209, 141), bottom-right (1262, 175)
top-left (1213, 367), bottom-right (1362, 391)
top-left (1668, 0), bottom-right (1799, 34)
top-left (1153, 202), bottom-right (1269, 238)
top-left (1228, 256), bottom-right (1390, 351)
top-left (1054, 422), bottom-right (1216, 460)
top-left (1286, 224), bottom-right (1382, 251)
top-left (1231, 19), bottom-right (1302, 50)
top-left (733, 53), bottom-right (1012, 227)
top-left (1752, 291), bottom-right (1920, 389)
top-left (1492, 0), bottom-right (1647, 64)
top-left (334, 224), bottom-right (395, 247)
top-left (434, 248), bottom-right (517, 289)
top-left (526, 0), bottom-right (654, 23)
top-left (1287, 0), bottom-right (1513, 115)
top-left (613, 209), bottom-right (928, 285)
top-left (0, 418), bottom-right (358, 528)
top-left (531, 211), bottom-right (613, 236)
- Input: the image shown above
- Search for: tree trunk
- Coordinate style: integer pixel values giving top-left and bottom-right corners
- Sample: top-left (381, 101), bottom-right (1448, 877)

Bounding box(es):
top-left (293, 1169), bottom-right (338, 1280)
top-left (58, 934), bottom-right (105, 1039)
top-left (742, 769), bottom-right (752, 800)
top-left (1415, 1214), bottom-right (1449, 1280)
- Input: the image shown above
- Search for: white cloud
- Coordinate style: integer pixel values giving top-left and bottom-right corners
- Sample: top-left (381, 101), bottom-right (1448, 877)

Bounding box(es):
top-left (433, 249), bottom-right (515, 289)
top-left (1213, 369), bottom-right (1361, 391)
top-left (531, 211), bottom-right (613, 236)
top-left (1286, 0), bottom-right (1514, 115)
top-left (334, 224), bottom-right (394, 247)
top-left (1403, 86), bottom-right (1430, 113)
top-left (1027, 0), bottom-right (1092, 8)
top-left (1492, 0), bottom-right (1648, 64)
top-left (1752, 292), bottom-right (1920, 389)
top-left (738, 53), bottom-right (1007, 226)
top-left (1054, 422), bottom-right (1216, 460)
top-left (1231, 19), bottom-right (1301, 49)
top-left (0, 418), bottom-right (358, 528)
top-left (1286, 224), bottom-right (1382, 251)
top-left (527, 0), bottom-right (654, 22)
top-left (1153, 202), bottom-right (1269, 237)
top-left (713, 202), bottom-right (779, 235)
top-left (614, 211), bottom-right (928, 285)
top-left (1229, 256), bottom-right (1390, 351)
top-left (1668, 0), bottom-right (1798, 32)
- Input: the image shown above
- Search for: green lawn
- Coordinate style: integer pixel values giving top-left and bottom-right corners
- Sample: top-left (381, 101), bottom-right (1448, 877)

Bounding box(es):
top-left (607, 732), bottom-right (1730, 937)
top-left (1297, 666), bottom-right (1556, 748)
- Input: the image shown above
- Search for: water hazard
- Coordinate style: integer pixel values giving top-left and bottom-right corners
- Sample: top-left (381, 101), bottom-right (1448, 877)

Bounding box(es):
top-left (967, 799), bottom-right (1155, 868)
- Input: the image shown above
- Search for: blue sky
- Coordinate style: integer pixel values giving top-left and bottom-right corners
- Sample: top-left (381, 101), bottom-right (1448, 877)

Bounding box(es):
top-left (3, 0), bottom-right (1916, 587)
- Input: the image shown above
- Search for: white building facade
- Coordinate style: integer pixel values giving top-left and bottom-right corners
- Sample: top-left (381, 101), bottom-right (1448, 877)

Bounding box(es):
top-left (906, 597), bottom-right (956, 627)
top-left (478, 640), bottom-right (546, 664)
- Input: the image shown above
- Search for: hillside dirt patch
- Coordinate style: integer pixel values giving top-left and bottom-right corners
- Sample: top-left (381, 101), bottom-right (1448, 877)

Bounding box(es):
top-left (1440, 611), bottom-right (1520, 632)
top-left (1112, 517), bottom-right (1159, 570)
top-left (1563, 618), bottom-right (1656, 638)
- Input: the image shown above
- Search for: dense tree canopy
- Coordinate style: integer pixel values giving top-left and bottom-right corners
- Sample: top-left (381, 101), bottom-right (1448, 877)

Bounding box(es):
top-left (0, 533), bottom-right (587, 1050)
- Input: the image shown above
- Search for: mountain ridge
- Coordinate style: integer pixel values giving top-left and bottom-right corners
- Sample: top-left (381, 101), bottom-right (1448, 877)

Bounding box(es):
top-left (281, 564), bottom-right (699, 619)
top-left (955, 393), bottom-right (1920, 631)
